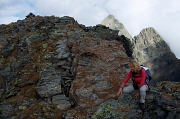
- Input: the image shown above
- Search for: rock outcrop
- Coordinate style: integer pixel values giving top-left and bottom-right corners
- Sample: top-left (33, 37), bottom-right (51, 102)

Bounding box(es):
top-left (101, 15), bottom-right (132, 40)
top-left (0, 14), bottom-right (132, 118)
top-left (62, 31), bottom-right (131, 118)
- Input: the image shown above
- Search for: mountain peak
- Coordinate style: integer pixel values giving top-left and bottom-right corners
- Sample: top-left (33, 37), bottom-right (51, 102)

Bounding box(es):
top-left (101, 15), bottom-right (132, 40)
top-left (141, 27), bottom-right (156, 32)
top-left (132, 27), bottom-right (180, 84)
top-left (133, 26), bottom-right (172, 63)
top-left (139, 27), bottom-right (158, 35)
top-left (106, 14), bottom-right (115, 19)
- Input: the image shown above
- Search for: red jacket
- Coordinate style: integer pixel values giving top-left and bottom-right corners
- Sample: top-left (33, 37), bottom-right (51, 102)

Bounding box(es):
top-left (123, 68), bottom-right (146, 87)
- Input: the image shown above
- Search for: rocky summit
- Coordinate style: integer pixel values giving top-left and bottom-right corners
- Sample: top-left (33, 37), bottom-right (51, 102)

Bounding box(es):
top-left (0, 13), bottom-right (180, 119)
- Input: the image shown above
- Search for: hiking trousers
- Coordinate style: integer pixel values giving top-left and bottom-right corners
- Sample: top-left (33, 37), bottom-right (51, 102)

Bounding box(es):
top-left (123, 84), bottom-right (148, 103)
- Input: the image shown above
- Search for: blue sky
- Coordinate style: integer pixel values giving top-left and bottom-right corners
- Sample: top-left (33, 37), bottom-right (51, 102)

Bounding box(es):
top-left (1, 0), bottom-right (180, 58)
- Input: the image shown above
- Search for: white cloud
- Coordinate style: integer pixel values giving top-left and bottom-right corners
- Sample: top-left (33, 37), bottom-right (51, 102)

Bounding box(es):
top-left (0, 0), bottom-right (180, 58)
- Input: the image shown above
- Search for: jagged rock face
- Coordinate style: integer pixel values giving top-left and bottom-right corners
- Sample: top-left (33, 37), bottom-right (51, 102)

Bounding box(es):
top-left (64, 33), bottom-right (130, 117)
top-left (132, 27), bottom-right (171, 64)
top-left (0, 15), bottom-right (81, 118)
top-left (101, 15), bottom-right (132, 40)
top-left (132, 27), bottom-right (180, 84)
top-left (0, 14), bottom-right (131, 118)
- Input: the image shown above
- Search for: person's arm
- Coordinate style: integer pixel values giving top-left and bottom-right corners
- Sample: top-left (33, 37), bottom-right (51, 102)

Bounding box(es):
top-left (116, 82), bottom-right (125, 95)
top-left (116, 72), bottom-right (131, 96)
top-left (123, 71), bottom-right (132, 85)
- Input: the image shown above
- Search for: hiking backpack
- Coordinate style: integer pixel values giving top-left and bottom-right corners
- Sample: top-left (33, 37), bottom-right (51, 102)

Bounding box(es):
top-left (141, 66), bottom-right (152, 83)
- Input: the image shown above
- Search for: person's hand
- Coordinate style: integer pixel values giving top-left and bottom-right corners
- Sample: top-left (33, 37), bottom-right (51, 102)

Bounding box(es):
top-left (116, 87), bottom-right (123, 96)
top-left (135, 91), bottom-right (140, 98)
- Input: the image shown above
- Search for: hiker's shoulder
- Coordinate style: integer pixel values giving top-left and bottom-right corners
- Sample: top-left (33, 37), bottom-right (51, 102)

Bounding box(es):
top-left (141, 68), bottom-right (146, 73)
top-left (141, 66), bottom-right (149, 70)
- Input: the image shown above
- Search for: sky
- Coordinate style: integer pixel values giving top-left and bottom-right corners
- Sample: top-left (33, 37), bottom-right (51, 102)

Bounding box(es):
top-left (0, 0), bottom-right (180, 58)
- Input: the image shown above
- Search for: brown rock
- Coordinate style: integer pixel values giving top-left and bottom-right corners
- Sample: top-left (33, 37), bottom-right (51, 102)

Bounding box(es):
top-left (65, 34), bottom-right (131, 117)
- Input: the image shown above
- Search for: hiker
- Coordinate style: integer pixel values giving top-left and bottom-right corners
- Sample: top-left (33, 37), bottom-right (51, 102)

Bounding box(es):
top-left (116, 61), bottom-right (149, 111)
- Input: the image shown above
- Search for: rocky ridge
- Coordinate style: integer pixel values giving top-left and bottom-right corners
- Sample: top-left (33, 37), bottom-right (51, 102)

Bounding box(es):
top-left (0, 13), bottom-right (179, 118)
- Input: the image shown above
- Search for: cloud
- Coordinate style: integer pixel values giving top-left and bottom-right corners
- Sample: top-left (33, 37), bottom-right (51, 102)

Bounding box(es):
top-left (0, 0), bottom-right (180, 58)
top-left (0, 0), bottom-right (34, 23)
